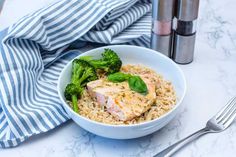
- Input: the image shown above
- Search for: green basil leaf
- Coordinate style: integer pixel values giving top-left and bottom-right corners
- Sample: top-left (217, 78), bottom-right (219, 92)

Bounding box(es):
top-left (128, 76), bottom-right (148, 95)
top-left (108, 72), bottom-right (131, 82)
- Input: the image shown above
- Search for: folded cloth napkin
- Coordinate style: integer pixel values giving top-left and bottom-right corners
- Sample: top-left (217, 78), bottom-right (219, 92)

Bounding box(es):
top-left (0, 0), bottom-right (151, 148)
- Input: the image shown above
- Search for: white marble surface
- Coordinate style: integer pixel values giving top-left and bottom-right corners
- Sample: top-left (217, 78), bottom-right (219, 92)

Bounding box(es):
top-left (1, 0), bottom-right (236, 156)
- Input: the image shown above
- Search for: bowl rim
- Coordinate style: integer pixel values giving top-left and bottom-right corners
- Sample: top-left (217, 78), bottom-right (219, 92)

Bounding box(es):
top-left (57, 45), bottom-right (187, 128)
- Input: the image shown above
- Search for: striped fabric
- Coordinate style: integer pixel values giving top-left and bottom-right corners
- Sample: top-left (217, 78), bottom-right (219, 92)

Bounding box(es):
top-left (0, 0), bottom-right (151, 148)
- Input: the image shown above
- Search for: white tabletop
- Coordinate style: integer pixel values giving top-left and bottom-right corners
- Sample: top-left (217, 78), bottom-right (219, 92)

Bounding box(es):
top-left (1, 0), bottom-right (236, 156)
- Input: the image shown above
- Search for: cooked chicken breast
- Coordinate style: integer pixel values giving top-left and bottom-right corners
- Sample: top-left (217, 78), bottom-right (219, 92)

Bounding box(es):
top-left (86, 75), bottom-right (156, 121)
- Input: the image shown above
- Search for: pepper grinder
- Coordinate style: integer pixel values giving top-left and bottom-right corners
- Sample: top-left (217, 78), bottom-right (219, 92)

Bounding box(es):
top-left (172, 0), bottom-right (200, 64)
top-left (150, 0), bottom-right (175, 57)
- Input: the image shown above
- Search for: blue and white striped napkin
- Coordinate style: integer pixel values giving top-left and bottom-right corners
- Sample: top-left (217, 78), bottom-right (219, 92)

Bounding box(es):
top-left (0, 0), bottom-right (151, 147)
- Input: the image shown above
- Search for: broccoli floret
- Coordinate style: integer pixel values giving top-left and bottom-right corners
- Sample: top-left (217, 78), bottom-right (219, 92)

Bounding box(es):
top-left (64, 83), bottom-right (82, 113)
top-left (80, 49), bottom-right (122, 74)
top-left (72, 59), bottom-right (98, 86)
top-left (64, 59), bottom-right (98, 113)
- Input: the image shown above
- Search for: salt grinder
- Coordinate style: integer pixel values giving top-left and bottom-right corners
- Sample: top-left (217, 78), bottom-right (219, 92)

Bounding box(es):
top-left (150, 0), bottom-right (175, 57)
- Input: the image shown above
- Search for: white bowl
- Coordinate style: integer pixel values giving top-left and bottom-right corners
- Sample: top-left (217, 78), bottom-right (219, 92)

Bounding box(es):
top-left (58, 45), bottom-right (186, 139)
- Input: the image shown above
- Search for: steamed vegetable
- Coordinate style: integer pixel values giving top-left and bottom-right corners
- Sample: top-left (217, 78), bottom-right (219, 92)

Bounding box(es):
top-left (108, 72), bottom-right (148, 95)
top-left (72, 59), bottom-right (98, 86)
top-left (64, 83), bottom-right (82, 112)
top-left (80, 49), bottom-right (122, 74)
top-left (64, 59), bottom-right (98, 112)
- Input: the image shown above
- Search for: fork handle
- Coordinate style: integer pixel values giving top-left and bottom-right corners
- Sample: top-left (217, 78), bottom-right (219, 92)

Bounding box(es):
top-left (153, 127), bottom-right (211, 157)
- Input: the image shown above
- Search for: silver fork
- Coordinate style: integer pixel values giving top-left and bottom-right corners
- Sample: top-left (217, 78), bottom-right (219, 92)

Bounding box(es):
top-left (154, 96), bottom-right (236, 157)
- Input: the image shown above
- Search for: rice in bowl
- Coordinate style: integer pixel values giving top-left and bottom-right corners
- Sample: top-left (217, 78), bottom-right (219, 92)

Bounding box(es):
top-left (71, 64), bottom-right (176, 125)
